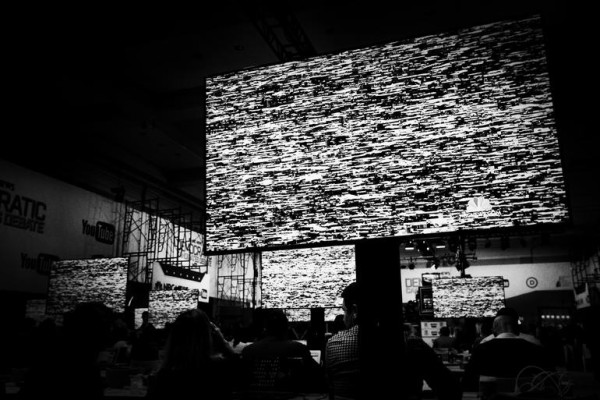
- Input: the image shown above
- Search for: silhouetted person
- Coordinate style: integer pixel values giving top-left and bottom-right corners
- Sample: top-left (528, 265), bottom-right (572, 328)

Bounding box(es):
top-left (241, 308), bottom-right (326, 393)
top-left (479, 307), bottom-right (540, 346)
top-left (130, 310), bottom-right (158, 362)
top-left (461, 314), bottom-right (555, 393)
top-left (433, 326), bottom-right (456, 350)
top-left (110, 316), bottom-right (131, 365)
top-left (19, 301), bottom-right (114, 399)
top-left (325, 282), bottom-right (461, 400)
top-left (403, 324), bottom-right (462, 400)
top-left (146, 308), bottom-right (241, 399)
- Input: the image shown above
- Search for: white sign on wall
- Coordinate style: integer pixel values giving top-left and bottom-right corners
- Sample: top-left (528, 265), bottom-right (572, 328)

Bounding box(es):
top-left (0, 159), bottom-right (122, 294)
top-left (400, 262), bottom-right (573, 303)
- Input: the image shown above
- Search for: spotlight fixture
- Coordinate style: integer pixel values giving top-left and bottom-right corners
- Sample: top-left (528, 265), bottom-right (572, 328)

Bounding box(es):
top-left (434, 241), bottom-right (446, 250)
top-left (417, 240), bottom-right (434, 256)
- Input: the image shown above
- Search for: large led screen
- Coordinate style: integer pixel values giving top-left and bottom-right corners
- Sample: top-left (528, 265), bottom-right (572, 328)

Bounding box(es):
top-left (261, 245), bottom-right (355, 314)
top-left (148, 289), bottom-right (199, 329)
top-left (205, 15), bottom-right (569, 253)
top-left (46, 257), bottom-right (127, 317)
top-left (432, 276), bottom-right (505, 318)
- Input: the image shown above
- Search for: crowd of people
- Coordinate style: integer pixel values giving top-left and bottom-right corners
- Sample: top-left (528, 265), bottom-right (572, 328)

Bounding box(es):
top-left (0, 283), bottom-right (593, 400)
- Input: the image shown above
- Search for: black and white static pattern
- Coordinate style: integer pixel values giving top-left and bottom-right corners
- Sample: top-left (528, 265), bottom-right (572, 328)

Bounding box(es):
top-left (205, 15), bottom-right (569, 253)
top-left (25, 299), bottom-right (47, 324)
top-left (325, 325), bottom-right (359, 371)
top-left (261, 245), bottom-right (355, 311)
top-left (432, 276), bottom-right (505, 318)
top-left (46, 258), bottom-right (128, 316)
top-left (281, 307), bottom-right (344, 323)
top-left (148, 289), bottom-right (199, 329)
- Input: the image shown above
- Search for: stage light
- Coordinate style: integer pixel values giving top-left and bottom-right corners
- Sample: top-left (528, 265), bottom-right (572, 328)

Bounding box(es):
top-left (434, 241), bottom-right (446, 250)
top-left (414, 240), bottom-right (436, 257)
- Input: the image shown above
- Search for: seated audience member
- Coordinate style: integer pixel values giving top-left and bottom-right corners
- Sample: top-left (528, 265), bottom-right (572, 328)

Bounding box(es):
top-left (241, 308), bottom-right (326, 393)
top-left (19, 302), bottom-right (114, 399)
top-left (403, 325), bottom-right (463, 400)
top-left (325, 282), bottom-right (461, 400)
top-left (325, 283), bottom-right (360, 400)
top-left (433, 326), bottom-right (456, 350)
top-left (130, 310), bottom-right (159, 362)
top-left (461, 313), bottom-right (555, 392)
top-left (110, 316), bottom-right (132, 365)
top-left (479, 307), bottom-right (540, 346)
top-left (146, 308), bottom-right (241, 399)
top-left (326, 314), bottom-right (347, 343)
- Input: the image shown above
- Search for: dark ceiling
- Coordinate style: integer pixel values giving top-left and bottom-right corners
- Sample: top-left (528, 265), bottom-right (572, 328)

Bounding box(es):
top-left (4, 1), bottom-right (598, 235)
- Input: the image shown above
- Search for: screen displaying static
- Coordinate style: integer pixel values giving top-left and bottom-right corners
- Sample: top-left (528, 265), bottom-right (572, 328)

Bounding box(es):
top-left (148, 289), bottom-right (199, 329)
top-left (432, 276), bottom-right (505, 318)
top-left (205, 15), bottom-right (569, 253)
top-left (261, 245), bottom-right (355, 312)
top-left (46, 258), bottom-right (127, 316)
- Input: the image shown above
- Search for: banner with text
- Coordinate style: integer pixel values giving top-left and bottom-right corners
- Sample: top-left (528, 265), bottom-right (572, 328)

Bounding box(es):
top-left (0, 159), bottom-right (122, 294)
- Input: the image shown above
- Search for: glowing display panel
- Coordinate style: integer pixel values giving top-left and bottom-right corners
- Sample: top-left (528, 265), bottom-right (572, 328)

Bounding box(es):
top-left (206, 15), bottom-right (568, 253)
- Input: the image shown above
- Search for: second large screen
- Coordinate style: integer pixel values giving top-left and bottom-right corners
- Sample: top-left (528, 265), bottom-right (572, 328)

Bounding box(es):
top-left (432, 276), bottom-right (506, 318)
top-left (205, 15), bottom-right (569, 253)
top-left (261, 245), bottom-right (355, 313)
